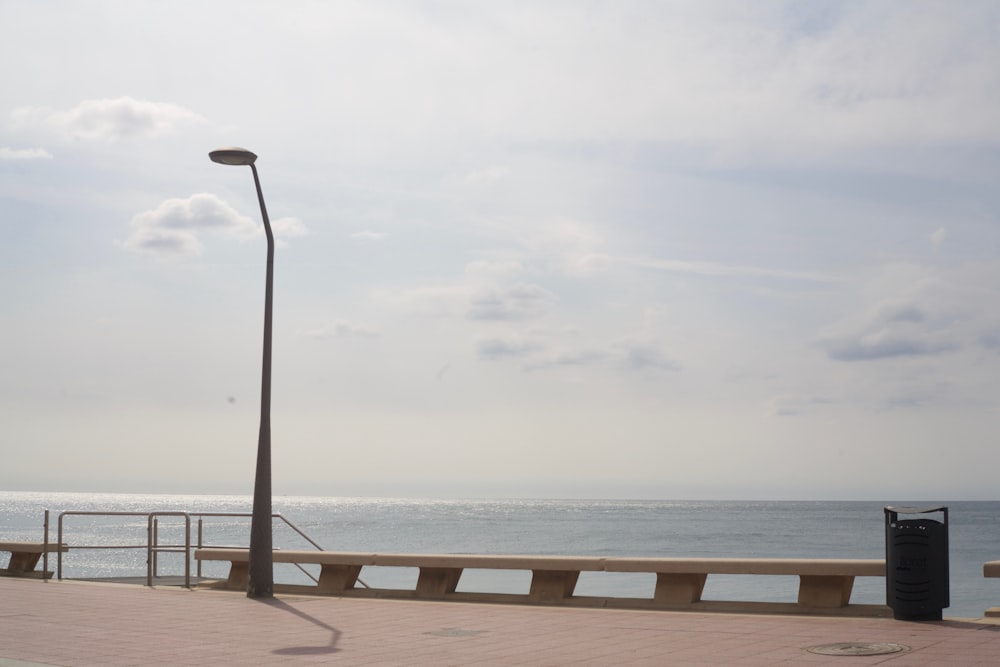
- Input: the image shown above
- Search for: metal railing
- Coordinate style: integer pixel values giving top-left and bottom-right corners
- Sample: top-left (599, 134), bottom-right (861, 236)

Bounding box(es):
top-left (56, 510), bottom-right (327, 588)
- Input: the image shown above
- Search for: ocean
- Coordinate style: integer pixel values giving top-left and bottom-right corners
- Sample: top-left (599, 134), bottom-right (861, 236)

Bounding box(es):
top-left (2, 492), bottom-right (998, 619)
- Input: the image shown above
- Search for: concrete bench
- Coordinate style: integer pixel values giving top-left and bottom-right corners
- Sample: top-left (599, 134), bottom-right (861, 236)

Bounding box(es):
top-left (0, 541), bottom-right (69, 579)
top-left (983, 561), bottom-right (1000, 617)
top-left (195, 549), bottom-right (377, 594)
top-left (373, 553), bottom-right (603, 601)
top-left (604, 557), bottom-right (885, 609)
top-left (194, 549), bottom-right (885, 612)
top-left (195, 549), bottom-right (601, 601)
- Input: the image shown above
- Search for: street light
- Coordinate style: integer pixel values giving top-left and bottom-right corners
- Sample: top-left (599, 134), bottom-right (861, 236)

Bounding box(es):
top-left (209, 146), bottom-right (274, 598)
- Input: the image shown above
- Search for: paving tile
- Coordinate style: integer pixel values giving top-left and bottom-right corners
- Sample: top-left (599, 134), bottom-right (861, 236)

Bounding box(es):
top-left (3, 577), bottom-right (1000, 665)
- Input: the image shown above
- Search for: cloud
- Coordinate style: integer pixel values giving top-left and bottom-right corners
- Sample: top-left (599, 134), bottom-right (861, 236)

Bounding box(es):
top-left (616, 342), bottom-right (680, 372)
top-left (477, 331), bottom-right (677, 375)
top-left (821, 300), bottom-right (958, 362)
top-left (0, 147), bottom-right (52, 160)
top-left (274, 217), bottom-right (309, 246)
top-left (381, 281), bottom-right (554, 323)
top-left (875, 303), bottom-right (925, 324)
top-left (11, 97), bottom-right (203, 142)
top-left (121, 228), bottom-right (205, 257)
top-left (304, 3), bottom-right (1000, 166)
top-left (520, 220), bottom-right (606, 277)
top-left (122, 193), bottom-right (257, 258)
top-left (824, 336), bottom-right (952, 362)
top-left (477, 336), bottom-right (545, 360)
top-left (524, 349), bottom-right (610, 372)
top-left (302, 320), bottom-right (379, 339)
top-left (467, 284), bottom-right (555, 321)
top-left (123, 195), bottom-right (309, 258)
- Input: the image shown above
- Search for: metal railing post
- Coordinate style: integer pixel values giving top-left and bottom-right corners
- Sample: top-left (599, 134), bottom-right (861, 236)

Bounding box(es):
top-left (43, 510), bottom-right (49, 582)
top-left (146, 514), bottom-right (154, 587)
top-left (197, 518), bottom-right (204, 578)
top-left (57, 513), bottom-right (64, 580)
top-left (153, 517), bottom-right (159, 578)
top-left (184, 514), bottom-right (191, 588)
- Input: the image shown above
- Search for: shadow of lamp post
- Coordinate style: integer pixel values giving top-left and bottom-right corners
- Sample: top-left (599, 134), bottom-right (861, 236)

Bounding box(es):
top-left (209, 146), bottom-right (274, 598)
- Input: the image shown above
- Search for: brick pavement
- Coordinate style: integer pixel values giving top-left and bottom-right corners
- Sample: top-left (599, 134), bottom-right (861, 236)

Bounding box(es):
top-left (1, 577), bottom-right (999, 665)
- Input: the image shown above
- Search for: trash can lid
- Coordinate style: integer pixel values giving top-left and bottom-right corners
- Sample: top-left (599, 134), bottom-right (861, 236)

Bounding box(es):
top-left (884, 505), bottom-right (947, 514)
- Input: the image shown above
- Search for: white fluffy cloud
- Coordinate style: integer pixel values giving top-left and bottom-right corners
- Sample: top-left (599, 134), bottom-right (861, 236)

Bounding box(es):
top-left (273, 217), bottom-right (309, 247)
top-left (123, 194), bottom-right (310, 258)
top-left (122, 193), bottom-right (257, 258)
top-left (12, 97), bottom-right (204, 142)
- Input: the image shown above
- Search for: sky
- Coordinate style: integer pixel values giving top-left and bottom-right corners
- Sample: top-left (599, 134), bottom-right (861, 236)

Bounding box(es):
top-left (1, 1), bottom-right (999, 500)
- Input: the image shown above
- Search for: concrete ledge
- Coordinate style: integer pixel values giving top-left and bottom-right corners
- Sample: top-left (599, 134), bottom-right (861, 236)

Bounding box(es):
top-left (604, 557), bottom-right (884, 576)
top-left (1, 541), bottom-right (69, 578)
top-left (194, 549), bottom-right (888, 615)
top-left (372, 553), bottom-right (603, 571)
top-left (604, 558), bottom-right (885, 609)
top-left (0, 541), bottom-right (69, 554)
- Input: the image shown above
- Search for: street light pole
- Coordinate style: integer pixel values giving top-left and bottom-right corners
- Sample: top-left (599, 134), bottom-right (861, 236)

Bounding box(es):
top-left (209, 147), bottom-right (274, 598)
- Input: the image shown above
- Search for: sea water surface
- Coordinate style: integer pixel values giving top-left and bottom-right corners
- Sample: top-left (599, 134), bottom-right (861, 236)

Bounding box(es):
top-left (2, 492), bottom-right (998, 619)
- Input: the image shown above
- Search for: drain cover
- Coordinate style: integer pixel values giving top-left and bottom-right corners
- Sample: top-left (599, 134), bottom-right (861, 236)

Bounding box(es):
top-left (806, 642), bottom-right (908, 656)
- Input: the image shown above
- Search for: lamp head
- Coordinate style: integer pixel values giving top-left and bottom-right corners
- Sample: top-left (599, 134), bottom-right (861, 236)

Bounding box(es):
top-left (209, 147), bottom-right (258, 166)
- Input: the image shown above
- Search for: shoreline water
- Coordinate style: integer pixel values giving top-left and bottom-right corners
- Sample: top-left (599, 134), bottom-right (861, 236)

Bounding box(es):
top-left (3, 492), bottom-right (997, 619)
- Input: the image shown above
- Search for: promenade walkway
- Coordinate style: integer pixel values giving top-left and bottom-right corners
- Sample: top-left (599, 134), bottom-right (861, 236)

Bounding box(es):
top-left (1, 577), bottom-right (998, 665)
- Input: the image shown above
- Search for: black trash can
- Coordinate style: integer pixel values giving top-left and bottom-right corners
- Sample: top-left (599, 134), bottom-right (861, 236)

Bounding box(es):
top-left (884, 506), bottom-right (949, 621)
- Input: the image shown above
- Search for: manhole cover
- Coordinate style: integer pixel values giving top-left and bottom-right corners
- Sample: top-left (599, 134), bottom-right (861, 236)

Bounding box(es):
top-left (805, 642), bottom-right (909, 656)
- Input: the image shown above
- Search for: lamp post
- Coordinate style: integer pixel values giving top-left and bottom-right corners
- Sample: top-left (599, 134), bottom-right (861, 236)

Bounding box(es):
top-left (209, 146), bottom-right (274, 598)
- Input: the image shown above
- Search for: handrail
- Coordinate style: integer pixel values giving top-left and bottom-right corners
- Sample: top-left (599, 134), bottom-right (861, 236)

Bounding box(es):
top-left (193, 512), bottom-right (324, 551)
top-left (55, 509), bottom-right (337, 588)
top-left (190, 512), bottom-right (335, 586)
top-left (58, 511), bottom-right (153, 581)
top-left (147, 512), bottom-right (191, 587)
